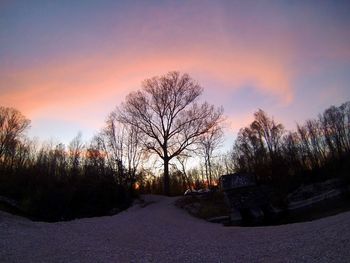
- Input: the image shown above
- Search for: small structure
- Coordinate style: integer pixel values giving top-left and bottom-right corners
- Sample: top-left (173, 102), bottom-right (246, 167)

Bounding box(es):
top-left (220, 173), bottom-right (276, 225)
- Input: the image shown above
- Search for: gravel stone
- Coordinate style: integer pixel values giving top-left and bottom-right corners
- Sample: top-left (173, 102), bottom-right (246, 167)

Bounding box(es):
top-left (1, 195), bottom-right (349, 262)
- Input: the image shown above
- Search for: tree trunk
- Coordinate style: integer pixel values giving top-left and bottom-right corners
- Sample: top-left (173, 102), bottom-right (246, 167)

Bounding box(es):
top-left (205, 158), bottom-right (210, 188)
top-left (163, 158), bottom-right (170, 196)
top-left (179, 158), bottom-right (192, 191)
top-left (208, 157), bottom-right (212, 187)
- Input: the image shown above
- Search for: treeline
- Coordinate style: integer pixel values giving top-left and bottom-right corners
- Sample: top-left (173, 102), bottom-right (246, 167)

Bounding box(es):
top-left (139, 168), bottom-right (222, 196)
top-left (139, 102), bottom-right (350, 196)
top-left (0, 107), bottom-right (140, 221)
top-left (1, 99), bottom-right (350, 220)
top-left (231, 101), bottom-right (350, 196)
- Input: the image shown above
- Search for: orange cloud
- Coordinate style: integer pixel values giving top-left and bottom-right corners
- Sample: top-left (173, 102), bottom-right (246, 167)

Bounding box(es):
top-left (0, 43), bottom-right (294, 131)
top-left (225, 114), bottom-right (255, 135)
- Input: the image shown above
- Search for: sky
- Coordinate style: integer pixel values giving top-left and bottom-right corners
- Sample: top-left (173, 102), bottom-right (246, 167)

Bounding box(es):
top-left (1, 0), bottom-right (350, 150)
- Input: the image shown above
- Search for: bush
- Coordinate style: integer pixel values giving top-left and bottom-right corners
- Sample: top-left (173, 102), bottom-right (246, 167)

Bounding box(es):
top-left (0, 171), bottom-right (133, 222)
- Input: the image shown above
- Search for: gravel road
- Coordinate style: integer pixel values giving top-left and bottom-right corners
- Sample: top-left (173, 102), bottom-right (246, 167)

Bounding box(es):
top-left (1, 195), bottom-right (349, 263)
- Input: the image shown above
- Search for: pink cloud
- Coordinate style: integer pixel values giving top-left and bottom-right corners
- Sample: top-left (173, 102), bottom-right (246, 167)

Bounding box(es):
top-left (0, 42), bottom-right (295, 134)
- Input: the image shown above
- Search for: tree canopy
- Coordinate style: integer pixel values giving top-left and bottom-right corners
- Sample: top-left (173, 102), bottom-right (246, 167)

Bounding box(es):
top-left (118, 71), bottom-right (223, 195)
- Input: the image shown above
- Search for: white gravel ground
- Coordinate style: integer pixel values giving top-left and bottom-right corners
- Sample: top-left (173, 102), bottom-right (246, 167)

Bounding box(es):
top-left (1, 195), bottom-right (349, 263)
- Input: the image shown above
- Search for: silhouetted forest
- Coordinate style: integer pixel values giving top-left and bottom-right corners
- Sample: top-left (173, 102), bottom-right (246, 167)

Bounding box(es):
top-left (231, 101), bottom-right (350, 198)
top-left (0, 108), bottom-right (137, 221)
top-left (1, 98), bottom-right (349, 221)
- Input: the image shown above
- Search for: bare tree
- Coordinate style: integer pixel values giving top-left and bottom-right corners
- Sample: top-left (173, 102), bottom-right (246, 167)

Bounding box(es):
top-left (321, 105), bottom-right (349, 158)
top-left (101, 111), bottom-right (144, 186)
top-left (251, 109), bottom-right (284, 161)
top-left (68, 132), bottom-right (84, 175)
top-left (0, 107), bottom-right (30, 167)
top-left (220, 152), bottom-right (236, 175)
top-left (118, 71), bottom-right (223, 195)
top-left (281, 131), bottom-right (303, 171)
top-left (84, 135), bottom-right (107, 178)
top-left (199, 125), bottom-right (224, 187)
top-left (176, 154), bottom-right (193, 191)
top-left (233, 126), bottom-right (266, 173)
top-left (231, 109), bottom-right (285, 183)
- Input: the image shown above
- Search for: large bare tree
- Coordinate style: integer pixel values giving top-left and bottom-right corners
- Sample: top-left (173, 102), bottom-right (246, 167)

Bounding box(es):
top-left (118, 71), bottom-right (223, 195)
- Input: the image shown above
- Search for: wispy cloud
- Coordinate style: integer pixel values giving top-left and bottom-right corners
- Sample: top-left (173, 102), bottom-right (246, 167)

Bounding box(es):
top-left (0, 43), bottom-right (294, 120)
top-left (1, 0), bottom-right (349, 142)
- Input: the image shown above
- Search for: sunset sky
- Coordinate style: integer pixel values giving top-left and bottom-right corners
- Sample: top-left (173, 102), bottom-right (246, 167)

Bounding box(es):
top-left (1, 1), bottom-right (350, 149)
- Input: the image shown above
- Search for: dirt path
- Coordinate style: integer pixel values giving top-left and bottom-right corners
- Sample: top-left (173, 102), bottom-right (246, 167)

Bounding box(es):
top-left (1, 195), bottom-right (349, 262)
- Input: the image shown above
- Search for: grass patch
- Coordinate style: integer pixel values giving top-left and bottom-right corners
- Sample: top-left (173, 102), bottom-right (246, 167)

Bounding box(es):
top-left (176, 190), bottom-right (350, 226)
top-left (175, 192), bottom-right (229, 220)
